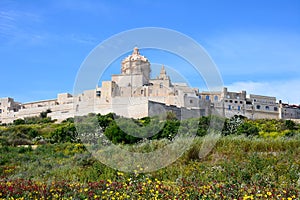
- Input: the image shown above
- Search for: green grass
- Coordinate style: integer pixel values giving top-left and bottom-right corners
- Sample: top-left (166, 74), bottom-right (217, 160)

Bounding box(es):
top-left (1, 136), bottom-right (300, 199)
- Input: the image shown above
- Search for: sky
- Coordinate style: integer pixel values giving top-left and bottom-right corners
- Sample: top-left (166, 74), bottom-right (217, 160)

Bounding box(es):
top-left (0, 0), bottom-right (300, 104)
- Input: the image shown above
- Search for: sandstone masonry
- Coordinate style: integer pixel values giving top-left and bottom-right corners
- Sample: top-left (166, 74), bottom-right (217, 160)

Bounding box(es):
top-left (1, 48), bottom-right (299, 124)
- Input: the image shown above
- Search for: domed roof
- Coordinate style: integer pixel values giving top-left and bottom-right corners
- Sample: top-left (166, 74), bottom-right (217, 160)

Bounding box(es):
top-left (122, 47), bottom-right (149, 63)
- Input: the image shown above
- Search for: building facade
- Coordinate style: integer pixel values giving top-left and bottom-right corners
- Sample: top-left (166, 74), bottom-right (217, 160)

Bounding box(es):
top-left (1, 48), bottom-right (299, 124)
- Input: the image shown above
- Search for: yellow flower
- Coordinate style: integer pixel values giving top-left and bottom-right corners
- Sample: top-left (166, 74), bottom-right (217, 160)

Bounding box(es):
top-left (117, 172), bottom-right (124, 176)
top-left (243, 195), bottom-right (254, 200)
top-left (84, 188), bottom-right (88, 192)
top-left (267, 191), bottom-right (272, 196)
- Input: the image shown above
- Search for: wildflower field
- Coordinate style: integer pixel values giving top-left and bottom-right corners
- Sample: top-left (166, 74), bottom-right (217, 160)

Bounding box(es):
top-left (0, 115), bottom-right (300, 199)
top-left (1, 136), bottom-right (300, 199)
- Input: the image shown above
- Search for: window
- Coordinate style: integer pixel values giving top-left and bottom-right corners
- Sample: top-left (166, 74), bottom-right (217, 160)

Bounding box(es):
top-left (159, 83), bottom-right (163, 88)
top-left (256, 105), bottom-right (261, 109)
top-left (206, 95), bottom-right (210, 100)
top-left (141, 90), bottom-right (144, 95)
top-left (274, 107), bottom-right (278, 111)
top-left (265, 106), bottom-right (270, 110)
top-left (229, 100), bottom-right (233, 103)
top-left (234, 100), bottom-right (238, 103)
top-left (237, 96), bottom-right (240, 99)
top-left (96, 91), bottom-right (101, 97)
top-left (214, 96), bottom-right (218, 101)
top-left (240, 101), bottom-right (243, 104)
top-left (199, 95), bottom-right (201, 99)
top-left (238, 106), bottom-right (241, 111)
top-left (0, 109), bottom-right (2, 113)
top-left (225, 100), bottom-right (228, 102)
top-left (228, 105), bottom-right (231, 110)
top-left (190, 100), bottom-right (193, 104)
top-left (227, 95), bottom-right (230, 98)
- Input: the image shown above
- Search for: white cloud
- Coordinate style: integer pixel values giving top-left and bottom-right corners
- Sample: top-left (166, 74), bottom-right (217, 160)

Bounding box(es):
top-left (226, 79), bottom-right (300, 105)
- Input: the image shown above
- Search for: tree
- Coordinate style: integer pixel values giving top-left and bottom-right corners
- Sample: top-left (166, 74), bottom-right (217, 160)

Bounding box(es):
top-left (197, 116), bottom-right (210, 136)
top-left (237, 121), bottom-right (259, 136)
top-left (285, 120), bottom-right (297, 130)
top-left (40, 109), bottom-right (52, 119)
top-left (222, 115), bottom-right (244, 135)
top-left (50, 123), bottom-right (78, 143)
top-left (13, 119), bottom-right (25, 125)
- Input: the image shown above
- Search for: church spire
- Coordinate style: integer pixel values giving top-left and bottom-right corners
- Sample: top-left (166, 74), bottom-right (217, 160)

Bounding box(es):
top-left (160, 65), bottom-right (166, 75)
top-left (158, 65), bottom-right (169, 80)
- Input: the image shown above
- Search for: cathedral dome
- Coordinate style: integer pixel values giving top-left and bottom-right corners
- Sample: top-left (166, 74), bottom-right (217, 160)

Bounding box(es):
top-left (121, 47), bottom-right (151, 77)
top-left (122, 47), bottom-right (149, 63)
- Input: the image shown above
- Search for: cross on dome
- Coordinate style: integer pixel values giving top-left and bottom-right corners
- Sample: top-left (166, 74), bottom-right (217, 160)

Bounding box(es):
top-left (133, 47), bottom-right (140, 55)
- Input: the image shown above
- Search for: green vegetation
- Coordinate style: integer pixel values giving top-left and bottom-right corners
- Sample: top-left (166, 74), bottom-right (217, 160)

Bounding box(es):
top-left (1, 113), bottom-right (299, 146)
top-left (0, 113), bottom-right (299, 199)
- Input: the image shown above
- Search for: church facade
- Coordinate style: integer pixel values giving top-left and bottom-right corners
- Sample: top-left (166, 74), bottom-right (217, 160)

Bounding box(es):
top-left (1, 48), bottom-right (300, 124)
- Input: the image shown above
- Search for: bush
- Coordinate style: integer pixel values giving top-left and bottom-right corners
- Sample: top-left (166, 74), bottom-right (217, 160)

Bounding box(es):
top-left (50, 123), bottom-right (79, 143)
top-left (13, 119), bottom-right (25, 125)
top-left (237, 121), bottom-right (259, 136)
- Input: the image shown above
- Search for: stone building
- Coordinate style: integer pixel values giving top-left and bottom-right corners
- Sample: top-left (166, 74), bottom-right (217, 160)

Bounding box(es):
top-left (199, 88), bottom-right (281, 119)
top-left (0, 47), bottom-right (299, 124)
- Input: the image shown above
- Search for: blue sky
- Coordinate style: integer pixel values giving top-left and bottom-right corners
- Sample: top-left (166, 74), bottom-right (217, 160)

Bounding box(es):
top-left (0, 0), bottom-right (300, 104)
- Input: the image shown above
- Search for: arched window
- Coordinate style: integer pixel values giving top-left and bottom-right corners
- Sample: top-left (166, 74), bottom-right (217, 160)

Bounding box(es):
top-left (265, 106), bottom-right (270, 110)
top-left (159, 83), bottom-right (163, 88)
top-left (214, 95), bottom-right (218, 101)
top-left (206, 95), bottom-right (210, 100)
top-left (256, 105), bottom-right (261, 109)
